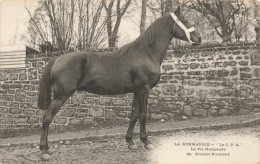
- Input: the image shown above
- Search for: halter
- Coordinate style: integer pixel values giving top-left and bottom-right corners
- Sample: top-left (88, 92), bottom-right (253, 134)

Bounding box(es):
top-left (170, 13), bottom-right (196, 44)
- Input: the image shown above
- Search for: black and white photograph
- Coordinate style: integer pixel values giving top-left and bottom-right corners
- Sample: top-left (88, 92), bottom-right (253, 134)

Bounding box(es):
top-left (0, 0), bottom-right (260, 163)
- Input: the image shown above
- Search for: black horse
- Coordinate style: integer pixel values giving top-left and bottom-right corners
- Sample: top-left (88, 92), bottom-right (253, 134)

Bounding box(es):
top-left (38, 7), bottom-right (201, 156)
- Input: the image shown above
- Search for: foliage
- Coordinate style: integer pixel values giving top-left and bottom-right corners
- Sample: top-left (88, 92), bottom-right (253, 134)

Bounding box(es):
top-left (26, 0), bottom-right (108, 52)
top-left (102, 0), bottom-right (133, 49)
top-left (184, 0), bottom-right (246, 42)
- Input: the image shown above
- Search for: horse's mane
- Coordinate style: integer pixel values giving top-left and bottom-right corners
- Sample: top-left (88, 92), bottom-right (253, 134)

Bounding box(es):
top-left (117, 14), bottom-right (173, 56)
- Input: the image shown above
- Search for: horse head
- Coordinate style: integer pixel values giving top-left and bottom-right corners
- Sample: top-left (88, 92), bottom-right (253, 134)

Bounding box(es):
top-left (171, 6), bottom-right (201, 45)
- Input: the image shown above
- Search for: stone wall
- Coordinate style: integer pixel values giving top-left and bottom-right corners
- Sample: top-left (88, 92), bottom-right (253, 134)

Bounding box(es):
top-left (0, 43), bottom-right (260, 137)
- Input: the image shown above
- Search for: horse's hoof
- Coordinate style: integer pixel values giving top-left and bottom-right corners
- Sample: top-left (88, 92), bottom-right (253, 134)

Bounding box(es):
top-left (145, 144), bottom-right (154, 150)
top-left (41, 153), bottom-right (51, 161)
top-left (128, 144), bottom-right (138, 150)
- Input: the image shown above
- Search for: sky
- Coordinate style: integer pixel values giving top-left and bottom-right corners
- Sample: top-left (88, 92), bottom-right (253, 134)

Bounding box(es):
top-left (0, 0), bottom-right (259, 49)
top-left (0, 0), bottom-right (140, 48)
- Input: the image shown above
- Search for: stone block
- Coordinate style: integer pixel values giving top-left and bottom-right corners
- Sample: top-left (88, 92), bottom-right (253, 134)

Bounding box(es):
top-left (70, 118), bottom-right (82, 125)
top-left (240, 73), bottom-right (252, 79)
top-left (15, 90), bottom-right (26, 102)
top-left (71, 93), bottom-right (84, 104)
top-left (9, 108), bottom-right (22, 114)
top-left (31, 81), bottom-right (39, 85)
top-left (184, 88), bottom-right (194, 96)
top-left (232, 51), bottom-right (241, 55)
top-left (187, 71), bottom-right (201, 75)
top-left (77, 107), bottom-right (89, 113)
top-left (0, 73), bottom-right (8, 81)
top-left (212, 62), bottom-right (223, 68)
top-left (105, 110), bottom-right (117, 118)
top-left (236, 56), bottom-right (243, 60)
top-left (162, 85), bottom-right (176, 95)
top-left (112, 99), bottom-right (127, 106)
top-left (10, 84), bottom-right (22, 89)
top-left (162, 65), bottom-right (174, 72)
top-left (150, 89), bottom-right (161, 96)
top-left (8, 90), bottom-right (15, 94)
top-left (27, 117), bottom-right (39, 123)
top-left (1, 84), bottom-right (10, 89)
top-left (238, 61), bottom-right (248, 66)
top-left (12, 102), bottom-right (19, 108)
top-left (13, 118), bottom-right (27, 124)
top-left (20, 103), bottom-right (31, 109)
top-left (99, 98), bottom-right (112, 105)
top-left (89, 106), bottom-right (104, 117)
top-left (37, 61), bottom-right (45, 67)
top-left (217, 70), bottom-right (229, 77)
top-left (112, 106), bottom-right (125, 112)
top-left (62, 108), bottom-right (76, 117)
top-left (254, 68), bottom-right (260, 78)
top-left (221, 81), bottom-right (234, 87)
top-left (219, 89), bottom-right (237, 97)
top-left (26, 96), bottom-right (37, 103)
top-left (0, 116), bottom-right (13, 124)
top-left (75, 112), bottom-right (88, 118)
top-left (19, 74), bottom-right (27, 80)
top-left (200, 63), bottom-right (209, 69)
top-left (28, 68), bottom-right (37, 80)
top-left (1, 101), bottom-right (12, 107)
top-left (251, 53), bottom-right (260, 66)
top-left (27, 92), bottom-right (37, 97)
top-left (230, 68), bottom-right (238, 76)
top-left (223, 61), bottom-right (237, 67)
top-left (0, 107), bottom-right (8, 113)
top-left (117, 112), bottom-right (127, 117)
top-left (23, 85), bottom-right (35, 91)
top-left (10, 74), bottom-right (18, 80)
top-left (175, 64), bottom-right (189, 70)
top-left (22, 109), bottom-right (35, 116)
top-left (190, 63), bottom-right (200, 69)
top-left (54, 117), bottom-right (67, 124)
top-left (2, 95), bottom-right (14, 101)
top-left (188, 81), bottom-right (201, 86)
top-left (204, 82), bottom-right (220, 87)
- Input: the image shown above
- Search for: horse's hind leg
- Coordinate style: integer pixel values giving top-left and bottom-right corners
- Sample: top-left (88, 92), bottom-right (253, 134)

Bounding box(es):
top-left (126, 92), bottom-right (139, 149)
top-left (39, 96), bottom-right (67, 154)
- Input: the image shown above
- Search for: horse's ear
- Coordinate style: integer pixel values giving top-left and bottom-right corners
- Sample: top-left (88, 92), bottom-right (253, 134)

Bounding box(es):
top-left (174, 6), bottom-right (181, 17)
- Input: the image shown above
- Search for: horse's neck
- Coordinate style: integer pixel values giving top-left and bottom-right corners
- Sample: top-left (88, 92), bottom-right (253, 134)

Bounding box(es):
top-left (147, 30), bottom-right (173, 64)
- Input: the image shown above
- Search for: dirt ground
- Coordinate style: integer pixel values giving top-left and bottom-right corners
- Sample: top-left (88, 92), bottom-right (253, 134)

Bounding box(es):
top-left (0, 125), bottom-right (259, 164)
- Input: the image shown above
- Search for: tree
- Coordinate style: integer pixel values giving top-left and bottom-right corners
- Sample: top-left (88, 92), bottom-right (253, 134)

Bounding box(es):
top-left (43, 0), bottom-right (76, 50)
top-left (185, 0), bottom-right (246, 42)
top-left (26, 0), bottom-right (76, 51)
top-left (76, 0), bottom-right (108, 50)
top-left (140, 0), bottom-right (147, 33)
top-left (147, 0), bottom-right (174, 17)
top-left (102, 0), bottom-right (133, 49)
top-left (253, 0), bottom-right (260, 41)
top-left (234, 6), bottom-right (250, 42)
top-left (27, 0), bottom-right (108, 51)
top-left (26, 1), bottom-right (51, 51)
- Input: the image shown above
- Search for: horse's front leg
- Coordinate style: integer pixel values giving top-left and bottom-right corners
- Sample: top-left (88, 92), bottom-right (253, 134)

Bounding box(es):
top-left (139, 85), bottom-right (154, 150)
top-left (126, 92), bottom-right (139, 149)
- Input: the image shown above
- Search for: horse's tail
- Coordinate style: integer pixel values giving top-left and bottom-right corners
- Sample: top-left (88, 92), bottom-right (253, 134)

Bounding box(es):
top-left (38, 60), bottom-right (55, 110)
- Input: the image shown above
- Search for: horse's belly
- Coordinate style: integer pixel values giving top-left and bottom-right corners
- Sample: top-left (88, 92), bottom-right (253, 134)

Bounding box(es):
top-left (83, 75), bottom-right (134, 95)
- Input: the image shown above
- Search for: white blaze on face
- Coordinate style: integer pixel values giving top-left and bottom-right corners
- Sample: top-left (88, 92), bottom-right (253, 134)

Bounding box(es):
top-left (170, 13), bottom-right (196, 43)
